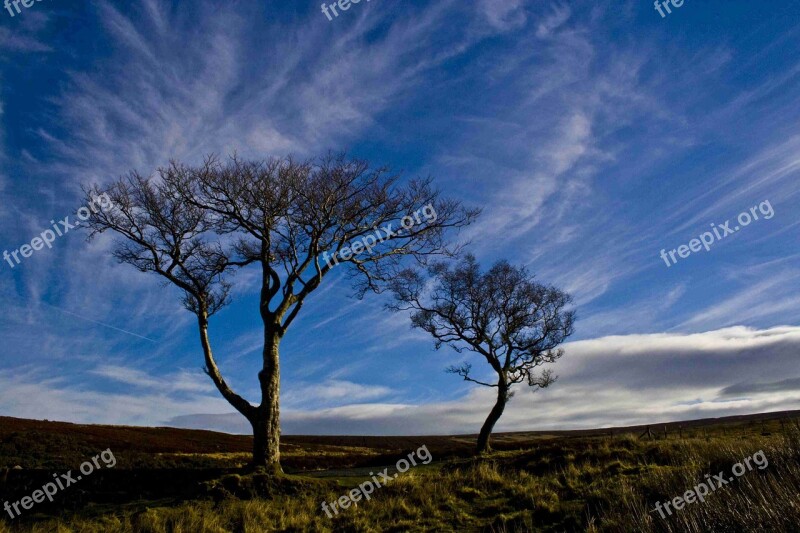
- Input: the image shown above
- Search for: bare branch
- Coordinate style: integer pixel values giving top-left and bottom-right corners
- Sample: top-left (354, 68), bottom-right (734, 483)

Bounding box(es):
top-left (446, 363), bottom-right (498, 388)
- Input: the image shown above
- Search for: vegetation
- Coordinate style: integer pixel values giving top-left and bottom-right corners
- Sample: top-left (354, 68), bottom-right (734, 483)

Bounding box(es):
top-left (390, 255), bottom-right (575, 454)
top-left (82, 153), bottom-right (476, 470)
top-left (2, 415), bottom-right (799, 532)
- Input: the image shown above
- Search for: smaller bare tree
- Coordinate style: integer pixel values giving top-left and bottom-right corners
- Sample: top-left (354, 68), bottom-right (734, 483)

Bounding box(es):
top-left (390, 255), bottom-right (575, 454)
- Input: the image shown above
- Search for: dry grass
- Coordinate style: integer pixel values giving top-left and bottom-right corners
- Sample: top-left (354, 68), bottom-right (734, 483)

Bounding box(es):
top-left (1, 420), bottom-right (799, 532)
top-left (596, 425), bottom-right (800, 532)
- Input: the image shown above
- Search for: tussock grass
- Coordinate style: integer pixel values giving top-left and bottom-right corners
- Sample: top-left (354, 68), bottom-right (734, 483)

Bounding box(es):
top-left (2, 421), bottom-right (799, 532)
top-left (598, 425), bottom-right (800, 532)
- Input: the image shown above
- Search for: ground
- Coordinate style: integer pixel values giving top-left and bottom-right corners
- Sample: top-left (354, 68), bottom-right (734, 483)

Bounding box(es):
top-left (1, 412), bottom-right (799, 532)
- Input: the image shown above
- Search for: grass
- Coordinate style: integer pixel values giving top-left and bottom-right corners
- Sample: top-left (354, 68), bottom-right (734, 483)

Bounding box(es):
top-left (1, 417), bottom-right (799, 531)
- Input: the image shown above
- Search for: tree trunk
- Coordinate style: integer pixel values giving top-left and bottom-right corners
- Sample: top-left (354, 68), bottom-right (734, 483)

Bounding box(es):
top-left (251, 411), bottom-right (280, 472)
top-left (252, 333), bottom-right (282, 472)
top-left (476, 379), bottom-right (509, 454)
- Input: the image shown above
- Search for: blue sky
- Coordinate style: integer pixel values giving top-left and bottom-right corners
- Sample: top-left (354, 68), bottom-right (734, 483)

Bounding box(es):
top-left (1, 0), bottom-right (800, 435)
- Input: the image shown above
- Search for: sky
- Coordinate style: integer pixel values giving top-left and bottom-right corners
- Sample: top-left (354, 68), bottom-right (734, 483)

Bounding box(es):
top-left (1, 0), bottom-right (800, 436)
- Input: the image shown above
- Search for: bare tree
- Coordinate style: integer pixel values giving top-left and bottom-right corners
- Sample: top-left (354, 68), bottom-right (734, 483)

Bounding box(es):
top-left (82, 153), bottom-right (478, 472)
top-left (389, 255), bottom-right (575, 454)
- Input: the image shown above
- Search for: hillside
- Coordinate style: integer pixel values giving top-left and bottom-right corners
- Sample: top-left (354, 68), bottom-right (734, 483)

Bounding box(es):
top-left (2, 410), bottom-right (797, 472)
top-left (2, 412), bottom-right (800, 531)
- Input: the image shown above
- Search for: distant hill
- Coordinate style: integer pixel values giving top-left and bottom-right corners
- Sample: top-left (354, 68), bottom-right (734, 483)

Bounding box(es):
top-left (2, 409), bottom-right (798, 468)
top-left (2, 411), bottom-right (799, 529)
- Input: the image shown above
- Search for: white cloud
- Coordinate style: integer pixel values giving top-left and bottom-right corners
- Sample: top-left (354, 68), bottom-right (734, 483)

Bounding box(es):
top-left (0, 26), bottom-right (52, 53)
top-left (168, 325), bottom-right (800, 435)
top-left (0, 96), bottom-right (6, 196)
top-left (34, 0), bottom-right (492, 191)
top-left (3, 0), bottom-right (800, 442)
top-left (283, 380), bottom-right (395, 409)
top-left (535, 3), bottom-right (571, 38)
top-left (90, 364), bottom-right (214, 394)
top-left (478, 0), bottom-right (528, 31)
top-left (677, 271), bottom-right (800, 331)
top-left (0, 367), bottom-right (230, 427)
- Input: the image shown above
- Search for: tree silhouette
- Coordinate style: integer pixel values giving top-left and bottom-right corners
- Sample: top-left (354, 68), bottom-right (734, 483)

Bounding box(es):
top-left (390, 255), bottom-right (575, 454)
top-left (82, 153), bottom-right (478, 471)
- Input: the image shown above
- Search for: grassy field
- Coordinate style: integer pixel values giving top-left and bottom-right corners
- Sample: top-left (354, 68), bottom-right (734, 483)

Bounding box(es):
top-left (1, 413), bottom-right (799, 532)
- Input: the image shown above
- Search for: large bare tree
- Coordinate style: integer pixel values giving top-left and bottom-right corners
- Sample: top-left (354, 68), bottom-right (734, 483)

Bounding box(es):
top-left (83, 153), bottom-right (478, 471)
top-left (389, 255), bottom-right (575, 454)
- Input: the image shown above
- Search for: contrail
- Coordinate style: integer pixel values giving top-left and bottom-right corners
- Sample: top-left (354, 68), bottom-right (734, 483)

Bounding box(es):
top-left (40, 302), bottom-right (158, 343)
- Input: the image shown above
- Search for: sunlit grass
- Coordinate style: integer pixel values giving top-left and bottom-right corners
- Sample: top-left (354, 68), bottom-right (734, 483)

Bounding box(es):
top-left (2, 421), bottom-right (799, 532)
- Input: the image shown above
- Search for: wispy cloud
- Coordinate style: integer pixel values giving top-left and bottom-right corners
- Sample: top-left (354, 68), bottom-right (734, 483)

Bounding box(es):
top-left (169, 326), bottom-right (800, 435)
top-left (90, 364), bottom-right (214, 394)
top-left (677, 271), bottom-right (800, 331)
top-left (282, 380), bottom-right (395, 409)
top-left (0, 23), bottom-right (52, 53)
top-left (0, 366), bottom-right (228, 426)
top-left (1, 0), bottom-right (800, 436)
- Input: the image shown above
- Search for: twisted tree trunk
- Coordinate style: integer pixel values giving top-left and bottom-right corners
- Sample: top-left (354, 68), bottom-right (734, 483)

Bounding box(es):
top-left (476, 378), bottom-right (509, 454)
top-left (252, 334), bottom-right (282, 471)
top-left (197, 311), bottom-right (282, 472)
